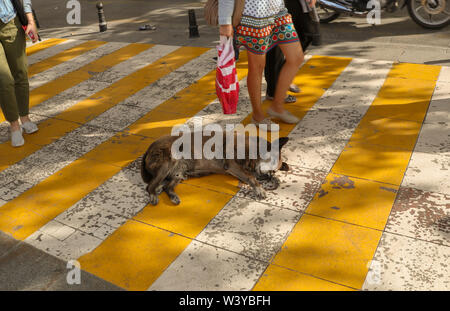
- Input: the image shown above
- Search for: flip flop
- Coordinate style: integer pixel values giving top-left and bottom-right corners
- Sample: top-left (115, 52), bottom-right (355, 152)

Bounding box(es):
top-left (266, 94), bottom-right (297, 103)
top-left (285, 94), bottom-right (297, 103)
top-left (289, 84), bottom-right (301, 93)
top-left (139, 24), bottom-right (156, 31)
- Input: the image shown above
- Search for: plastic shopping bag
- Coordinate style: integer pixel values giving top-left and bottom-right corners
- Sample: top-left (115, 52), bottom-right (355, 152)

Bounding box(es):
top-left (216, 36), bottom-right (239, 114)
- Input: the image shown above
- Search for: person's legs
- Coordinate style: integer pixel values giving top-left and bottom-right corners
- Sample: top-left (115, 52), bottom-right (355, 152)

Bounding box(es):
top-left (270, 40), bottom-right (304, 113)
top-left (264, 45), bottom-right (284, 98)
top-left (6, 18), bottom-right (30, 123)
top-left (0, 20), bottom-right (21, 132)
top-left (246, 50), bottom-right (267, 122)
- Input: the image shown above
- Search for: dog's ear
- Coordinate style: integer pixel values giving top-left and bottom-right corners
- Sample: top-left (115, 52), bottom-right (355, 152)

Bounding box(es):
top-left (278, 137), bottom-right (289, 150)
top-left (279, 162), bottom-right (289, 171)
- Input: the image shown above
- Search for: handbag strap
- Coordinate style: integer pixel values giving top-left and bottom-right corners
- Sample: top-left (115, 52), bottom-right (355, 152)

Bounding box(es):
top-left (11, 0), bottom-right (28, 26)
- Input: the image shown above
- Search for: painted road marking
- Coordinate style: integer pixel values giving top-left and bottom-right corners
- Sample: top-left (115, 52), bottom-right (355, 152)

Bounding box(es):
top-left (0, 47), bottom-right (209, 240)
top-left (255, 62), bottom-right (442, 290)
top-left (363, 66), bottom-right (450, 291)
top-left (27, 39), bottom-right (84, 65)
top-left (28, 41), bottom-right (108, 78)
top-left (26, 38), bottom-right (67, 56)
top-left (0, 39), bottom-right (447, 291)
top-left (27, 42), bottom-right (126, 91)
top-left (0, 45), bottom-right (181, 173)
top-left (73, 56), bottom-right (352, 291)
top-left (0, 42), bottom-right (150, 124)
top-left (151, 58), bottom-right (391, 291)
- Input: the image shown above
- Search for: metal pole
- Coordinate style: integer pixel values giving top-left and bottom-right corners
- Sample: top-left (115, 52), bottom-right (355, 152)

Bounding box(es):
top-left (188, 9), bottom-right (199, 38)
top-left (96, 2), bottom-right (107, 32)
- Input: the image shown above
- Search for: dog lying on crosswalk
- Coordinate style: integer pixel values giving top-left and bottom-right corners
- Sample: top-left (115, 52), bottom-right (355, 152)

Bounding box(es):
top-left (140, 131), bottom-right (290, 205)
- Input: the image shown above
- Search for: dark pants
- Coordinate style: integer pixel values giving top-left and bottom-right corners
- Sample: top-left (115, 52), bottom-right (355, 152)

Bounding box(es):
top-left (264, 0), bottom-right (315, 97)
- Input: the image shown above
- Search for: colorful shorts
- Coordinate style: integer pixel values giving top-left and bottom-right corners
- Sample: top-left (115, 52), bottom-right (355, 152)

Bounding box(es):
top-left (234, 13), bottom-right (299, 55)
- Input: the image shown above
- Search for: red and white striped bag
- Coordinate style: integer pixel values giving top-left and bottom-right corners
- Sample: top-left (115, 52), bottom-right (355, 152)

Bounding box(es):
top-left (216, 36), bottom-right (239, 114)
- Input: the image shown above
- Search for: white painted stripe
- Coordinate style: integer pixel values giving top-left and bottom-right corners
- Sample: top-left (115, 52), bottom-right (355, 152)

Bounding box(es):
top-left (27, 39), bottom-right (81, 65)
top-left (400, 66), bottom-right (450, 194)
top-left (148, 58), bottom-right (393, 291)
top-left (424, 66), bottom-right (450, 125)
top-left (29, 41), bottom-right (128, 90)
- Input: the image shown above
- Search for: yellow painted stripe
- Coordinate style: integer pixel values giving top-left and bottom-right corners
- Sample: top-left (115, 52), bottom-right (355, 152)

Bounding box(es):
top-left (0, 43), bottom-right (152, 123)
top-left (255, 62), bottom-right (441, 290)
top-left (333, 63), bottom-right (441, 185)
top-left (253, 261), bottom-right (355, 291)
top-left (26, 38), bottom-right (67, 56)
top-left (77, 55), bottom-right (352, 291)
top-left (28, 41), bottom-right (107, 78)
top-left (0, 47), bottom-right (210, 240)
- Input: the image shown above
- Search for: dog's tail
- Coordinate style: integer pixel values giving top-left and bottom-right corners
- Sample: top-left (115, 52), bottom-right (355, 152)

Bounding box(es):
top-left (140, 151), bottom-right (153, 183)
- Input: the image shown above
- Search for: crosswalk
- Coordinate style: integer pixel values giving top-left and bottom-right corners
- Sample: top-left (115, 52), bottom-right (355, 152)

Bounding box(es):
top-left (0, 38), bottom-right (448, 291)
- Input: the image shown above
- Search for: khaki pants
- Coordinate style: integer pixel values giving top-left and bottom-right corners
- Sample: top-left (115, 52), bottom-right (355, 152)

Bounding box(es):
top-left (0, 16), bottom-right (29, 123)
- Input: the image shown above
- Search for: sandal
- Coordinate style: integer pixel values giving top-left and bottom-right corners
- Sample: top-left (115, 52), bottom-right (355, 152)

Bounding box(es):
top-left (265, 94), bottom-right (297, 103)
top-left (289, 84), bottom-right (301, 93)
top-left (139, 24), bottom-right (157, 31)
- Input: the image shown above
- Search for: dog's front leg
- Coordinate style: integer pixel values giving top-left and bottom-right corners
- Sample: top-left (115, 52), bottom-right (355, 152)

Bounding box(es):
top-left (225, 161), bottom-right (266, 200)
top-left (146, 163), bottom-right (170, 205)
top-left (164, 178), bottom-right (182, 205)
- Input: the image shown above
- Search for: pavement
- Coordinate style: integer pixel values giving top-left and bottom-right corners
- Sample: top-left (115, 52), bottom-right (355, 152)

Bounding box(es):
top-left (0, 0), bottom-right (448, 291)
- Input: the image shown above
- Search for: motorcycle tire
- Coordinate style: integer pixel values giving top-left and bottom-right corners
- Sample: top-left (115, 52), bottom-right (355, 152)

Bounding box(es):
top-left (315, 3), bottom-right (341, 23)
top-left (319, 12), bottom-right (341, 23)
top-left (407, 0), bottom-right (450, 29)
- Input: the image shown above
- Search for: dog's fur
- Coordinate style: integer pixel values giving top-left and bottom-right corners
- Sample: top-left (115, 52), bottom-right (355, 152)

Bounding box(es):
top-left (141, 132), bottom-right (290, 205)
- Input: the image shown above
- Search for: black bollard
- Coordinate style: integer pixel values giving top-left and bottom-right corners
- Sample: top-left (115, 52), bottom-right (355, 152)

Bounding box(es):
top-left (96, 2), bottom-right (107, 32)
top-left (188, 9), bottom-right (199, 38)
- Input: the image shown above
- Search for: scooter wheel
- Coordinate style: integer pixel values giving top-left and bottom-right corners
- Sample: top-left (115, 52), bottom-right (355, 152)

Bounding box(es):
top-left (407, 0), bottom-right (450, 29)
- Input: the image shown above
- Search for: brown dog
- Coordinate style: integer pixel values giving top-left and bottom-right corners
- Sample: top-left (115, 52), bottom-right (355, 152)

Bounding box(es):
top-left (141, 131), bottom-right (289, 205)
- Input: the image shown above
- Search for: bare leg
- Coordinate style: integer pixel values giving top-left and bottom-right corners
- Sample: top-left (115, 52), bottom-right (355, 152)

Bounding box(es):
top-left (246, 50), bottom-right (267, 122)
top-left (271, 41), bottom-right (304, 113)
top-left (19, 115), bottom-right (31, 124)
top-left (10, 120), bottom-right (20, 131)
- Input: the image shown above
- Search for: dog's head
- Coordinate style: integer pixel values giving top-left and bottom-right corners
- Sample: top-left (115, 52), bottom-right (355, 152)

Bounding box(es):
top-left (255, 136), bottom-right (289, 181)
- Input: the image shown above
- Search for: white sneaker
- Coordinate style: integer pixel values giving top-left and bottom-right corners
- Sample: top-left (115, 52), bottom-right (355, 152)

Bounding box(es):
top-left (21, 121), bottom-right (39, 134)
top-left (267, 108), bottom-right (300, 124)
top-left (11, 128), bottom-right (24, 147)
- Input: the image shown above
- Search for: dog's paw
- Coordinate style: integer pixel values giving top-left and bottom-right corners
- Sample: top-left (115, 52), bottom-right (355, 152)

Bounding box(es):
top-left (149, 194), bottom-right (159, 205)
top-left (263, 177), bottom-right (280, 190)
top-left (169, 194), bottom-right (181, 205)
top-left (254, 187), bottom-right (267, 200)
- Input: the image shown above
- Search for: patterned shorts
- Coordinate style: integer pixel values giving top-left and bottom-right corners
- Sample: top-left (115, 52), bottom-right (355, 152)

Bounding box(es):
top-left (234, 13), bottom-right (299, 55)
